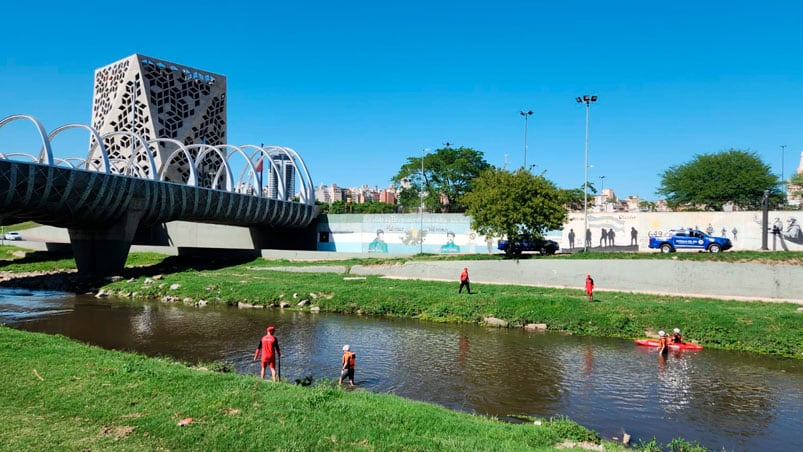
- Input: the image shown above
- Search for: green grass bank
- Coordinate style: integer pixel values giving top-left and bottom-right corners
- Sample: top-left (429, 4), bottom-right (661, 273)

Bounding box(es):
top-left (2, 326), bottom-right (625, 451)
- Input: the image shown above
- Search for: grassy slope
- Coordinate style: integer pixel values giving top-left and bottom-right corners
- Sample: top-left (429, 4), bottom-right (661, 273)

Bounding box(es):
top-left (0, 326), bottom-right (605, 451)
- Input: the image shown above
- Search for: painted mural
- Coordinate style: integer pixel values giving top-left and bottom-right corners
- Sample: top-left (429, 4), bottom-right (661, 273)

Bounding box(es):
top-left (316, 213), bottom-right (498, 254)
top-left (317, 211), bottom-right (803, 254)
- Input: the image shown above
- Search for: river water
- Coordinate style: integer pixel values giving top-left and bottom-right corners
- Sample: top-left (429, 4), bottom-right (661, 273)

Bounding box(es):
top-left (1, 288), bottom-right (800, 451)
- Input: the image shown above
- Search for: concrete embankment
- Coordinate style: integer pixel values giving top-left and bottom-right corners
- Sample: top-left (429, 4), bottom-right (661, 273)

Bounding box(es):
top-left (348, 259), bottom-right (803, 304)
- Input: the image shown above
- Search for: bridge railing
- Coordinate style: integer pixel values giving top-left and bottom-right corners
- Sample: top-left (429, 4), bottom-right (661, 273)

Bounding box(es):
top-left (0, 114), bottom-right (315, 205)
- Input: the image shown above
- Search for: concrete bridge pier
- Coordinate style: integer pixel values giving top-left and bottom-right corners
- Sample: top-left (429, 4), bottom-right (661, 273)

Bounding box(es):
top-left (68, 199), bottom-right (146, 277)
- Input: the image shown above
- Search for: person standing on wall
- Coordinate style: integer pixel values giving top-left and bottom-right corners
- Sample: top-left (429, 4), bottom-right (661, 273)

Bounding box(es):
top-left (253, 326), bottom-right (282, 381)
top-left (459, 267), bottom-right (471, 294)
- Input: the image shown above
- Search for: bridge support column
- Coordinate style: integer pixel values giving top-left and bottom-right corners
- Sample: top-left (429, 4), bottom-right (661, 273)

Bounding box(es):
top-left (68, 199), bottom-right (146, 276)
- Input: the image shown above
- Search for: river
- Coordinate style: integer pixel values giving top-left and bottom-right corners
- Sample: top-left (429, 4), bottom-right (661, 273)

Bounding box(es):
top-left (1, 288), bottom-right (800, 451)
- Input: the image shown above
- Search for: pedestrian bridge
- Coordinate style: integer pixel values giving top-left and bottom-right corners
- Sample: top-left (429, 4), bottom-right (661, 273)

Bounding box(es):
top-left (0, 114), bottom-right (319, 275)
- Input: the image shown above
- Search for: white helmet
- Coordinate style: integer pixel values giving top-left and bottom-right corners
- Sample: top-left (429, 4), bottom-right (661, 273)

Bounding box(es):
top-left (343, 344), bottom-right (350, 351)
top-left (658, 330), bottom-right (666, 337)
top-left (673, 328), bottom-right (680, 334)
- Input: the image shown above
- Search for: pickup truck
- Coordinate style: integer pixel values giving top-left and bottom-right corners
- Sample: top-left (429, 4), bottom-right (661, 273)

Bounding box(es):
top-left (648, 229), bottom-right (732, 253)
top-left (497, 238), bottom-right (559, 255)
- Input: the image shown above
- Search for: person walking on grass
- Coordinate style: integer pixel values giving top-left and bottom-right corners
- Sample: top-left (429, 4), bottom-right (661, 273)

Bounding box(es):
top-left (253, 326), bottom-right (281, 381)
top-left (459, 267), bottom-right (471, 294)
top-left (339, 344), bottom-right (356, 387)
top-left (585, 274), bottom-right (594, 302)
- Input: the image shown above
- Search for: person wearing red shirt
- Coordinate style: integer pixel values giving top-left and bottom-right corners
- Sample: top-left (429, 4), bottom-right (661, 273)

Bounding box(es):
top-left (585, 274), bottom-right (594, 302)
top-left (253, 326), bottom-right (281, 381)
top-left (459, 267), bottom-right (471, 294)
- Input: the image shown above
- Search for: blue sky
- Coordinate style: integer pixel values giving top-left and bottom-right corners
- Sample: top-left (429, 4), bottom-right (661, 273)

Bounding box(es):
top-left (2, 1), bottom-right (803, 200)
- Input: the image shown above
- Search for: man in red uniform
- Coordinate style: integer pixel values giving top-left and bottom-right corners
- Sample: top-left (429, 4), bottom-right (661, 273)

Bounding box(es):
top-left (459, 267), bottom-right (471, 294)
top-left (253, 326), bottom-right (281, 381)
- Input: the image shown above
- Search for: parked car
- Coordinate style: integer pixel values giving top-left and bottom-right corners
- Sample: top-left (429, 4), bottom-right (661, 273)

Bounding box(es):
top-left (497, 238), bottom-right (559, 255)
top-left (648, 228), bottom-right (732, 253)
top-left (3, 231), bottom-right (21, 241)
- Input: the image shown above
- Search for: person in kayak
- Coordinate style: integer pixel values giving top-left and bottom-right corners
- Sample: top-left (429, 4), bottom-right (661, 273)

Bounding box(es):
top-left (657, 330), bottom-right (669, 354)
top-left (671, 328), bottom-right (683, 344)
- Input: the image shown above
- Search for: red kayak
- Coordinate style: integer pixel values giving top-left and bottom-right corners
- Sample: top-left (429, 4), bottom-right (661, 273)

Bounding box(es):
top-left (634, 339), bottom-right (704, 350)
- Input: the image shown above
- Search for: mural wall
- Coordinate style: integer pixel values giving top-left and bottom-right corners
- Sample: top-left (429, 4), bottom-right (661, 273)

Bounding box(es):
top-left (316, 213), bottom-right (496, 254)
top-left (317, 211), bottom-right (803, 254)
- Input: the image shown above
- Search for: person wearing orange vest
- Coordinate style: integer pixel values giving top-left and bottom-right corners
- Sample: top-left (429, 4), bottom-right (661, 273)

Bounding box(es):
top-left (657, 330), bottom-right (669, 355)
top-left (253, 326), bottom-right (281, 381)
top-left (459, 267), bottom-right (471, 294)
top-left (339, 344), bottom-right (356, 387)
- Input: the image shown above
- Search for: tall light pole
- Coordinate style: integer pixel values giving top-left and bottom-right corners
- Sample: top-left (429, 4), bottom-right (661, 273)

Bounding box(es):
top-left (520, 110), bottom-right (533, 169)
top-left (576, 95), bottom-right (598, 252)
top-left (599, 175), bottom-right (606, 211)
top-left (781, 144), bottom-right (788, 197)
top-left (420, 148), bottom-right (429, 254)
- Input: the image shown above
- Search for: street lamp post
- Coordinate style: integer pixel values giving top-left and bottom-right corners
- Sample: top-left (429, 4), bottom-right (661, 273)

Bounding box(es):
top-left (599, 175), bottom-right (606, 211)
top-left (420, 148), bottom-right (429, 254)
top-left (576, 95), bottom-right (598, 252)
top-left (520, 110), bottom-right (533, 169)
top-left (781, 144), bottom-right (788, 197)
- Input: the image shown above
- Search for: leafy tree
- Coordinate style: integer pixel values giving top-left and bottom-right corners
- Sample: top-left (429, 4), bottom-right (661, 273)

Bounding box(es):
top-left (656, 149), bottom-right (783, 211)
top-left (318, 201), bottom-right (397, 214)
top-left (560, 183), bottom-right (597, 212)
top-left (391, 146), bottom-right (490, 213)
top-left (462, 168), bottom-right (568, 245)
top-left (788, 173), bottom-right (803, 208)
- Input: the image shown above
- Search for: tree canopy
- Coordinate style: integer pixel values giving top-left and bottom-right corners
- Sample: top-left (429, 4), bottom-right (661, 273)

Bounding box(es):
top-left (656, 149), bottom-right (782, 211)
top-left (462, 168), bottom-right (568, 242)
top-left (391, 146), bottom-right (490, 212)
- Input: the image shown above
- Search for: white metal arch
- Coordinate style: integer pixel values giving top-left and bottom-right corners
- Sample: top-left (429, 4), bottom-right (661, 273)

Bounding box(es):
top-left (240, 144), bottom-right (285, 199)
top-left (0, 114), bottom-right (54, 165)
top-left (102, 131), bottom-right (159, 180)
top-left (259, 145), bottom-right (314, 205)
top-left (149, 138), bottom-right (199, 186)
top-left (192, 144), bottom-right (235, 192)
top-left (223, 144), bottom-right (262, 196)
top-left (276, 146), bottom-right (315, 205)
top-left (47, 123), bottom-right (111, 173)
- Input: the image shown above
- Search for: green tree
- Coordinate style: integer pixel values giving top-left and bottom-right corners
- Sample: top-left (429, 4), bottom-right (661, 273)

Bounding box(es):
top-left (657, 149), bottom-right (782, 211)
top-left (560, 182), bottom-right (597, 212)
top-left (392, 146), bottom-right (490, 213)
top-left (788, 173), bottom-right (803, 209)
top-left (463, 168), bottom-right (568, 245)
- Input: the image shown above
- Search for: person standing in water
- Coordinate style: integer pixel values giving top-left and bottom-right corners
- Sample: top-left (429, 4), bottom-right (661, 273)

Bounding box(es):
top-left (339, 344), bottom-right (356, 387)
top-left (254, 326), bottom-right (281, 381)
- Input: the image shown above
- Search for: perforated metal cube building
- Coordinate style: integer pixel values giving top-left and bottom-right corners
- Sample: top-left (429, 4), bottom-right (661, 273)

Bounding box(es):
top-left (89, 54), bottom-right (227, 185)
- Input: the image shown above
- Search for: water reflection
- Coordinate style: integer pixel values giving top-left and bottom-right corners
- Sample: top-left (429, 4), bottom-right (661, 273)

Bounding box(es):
top-left (1, 290), bottom-right (801, 451)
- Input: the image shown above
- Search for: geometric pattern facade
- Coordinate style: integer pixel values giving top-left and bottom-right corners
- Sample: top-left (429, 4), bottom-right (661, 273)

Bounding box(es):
top-left (90, 54), bottom-right (227, 185)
